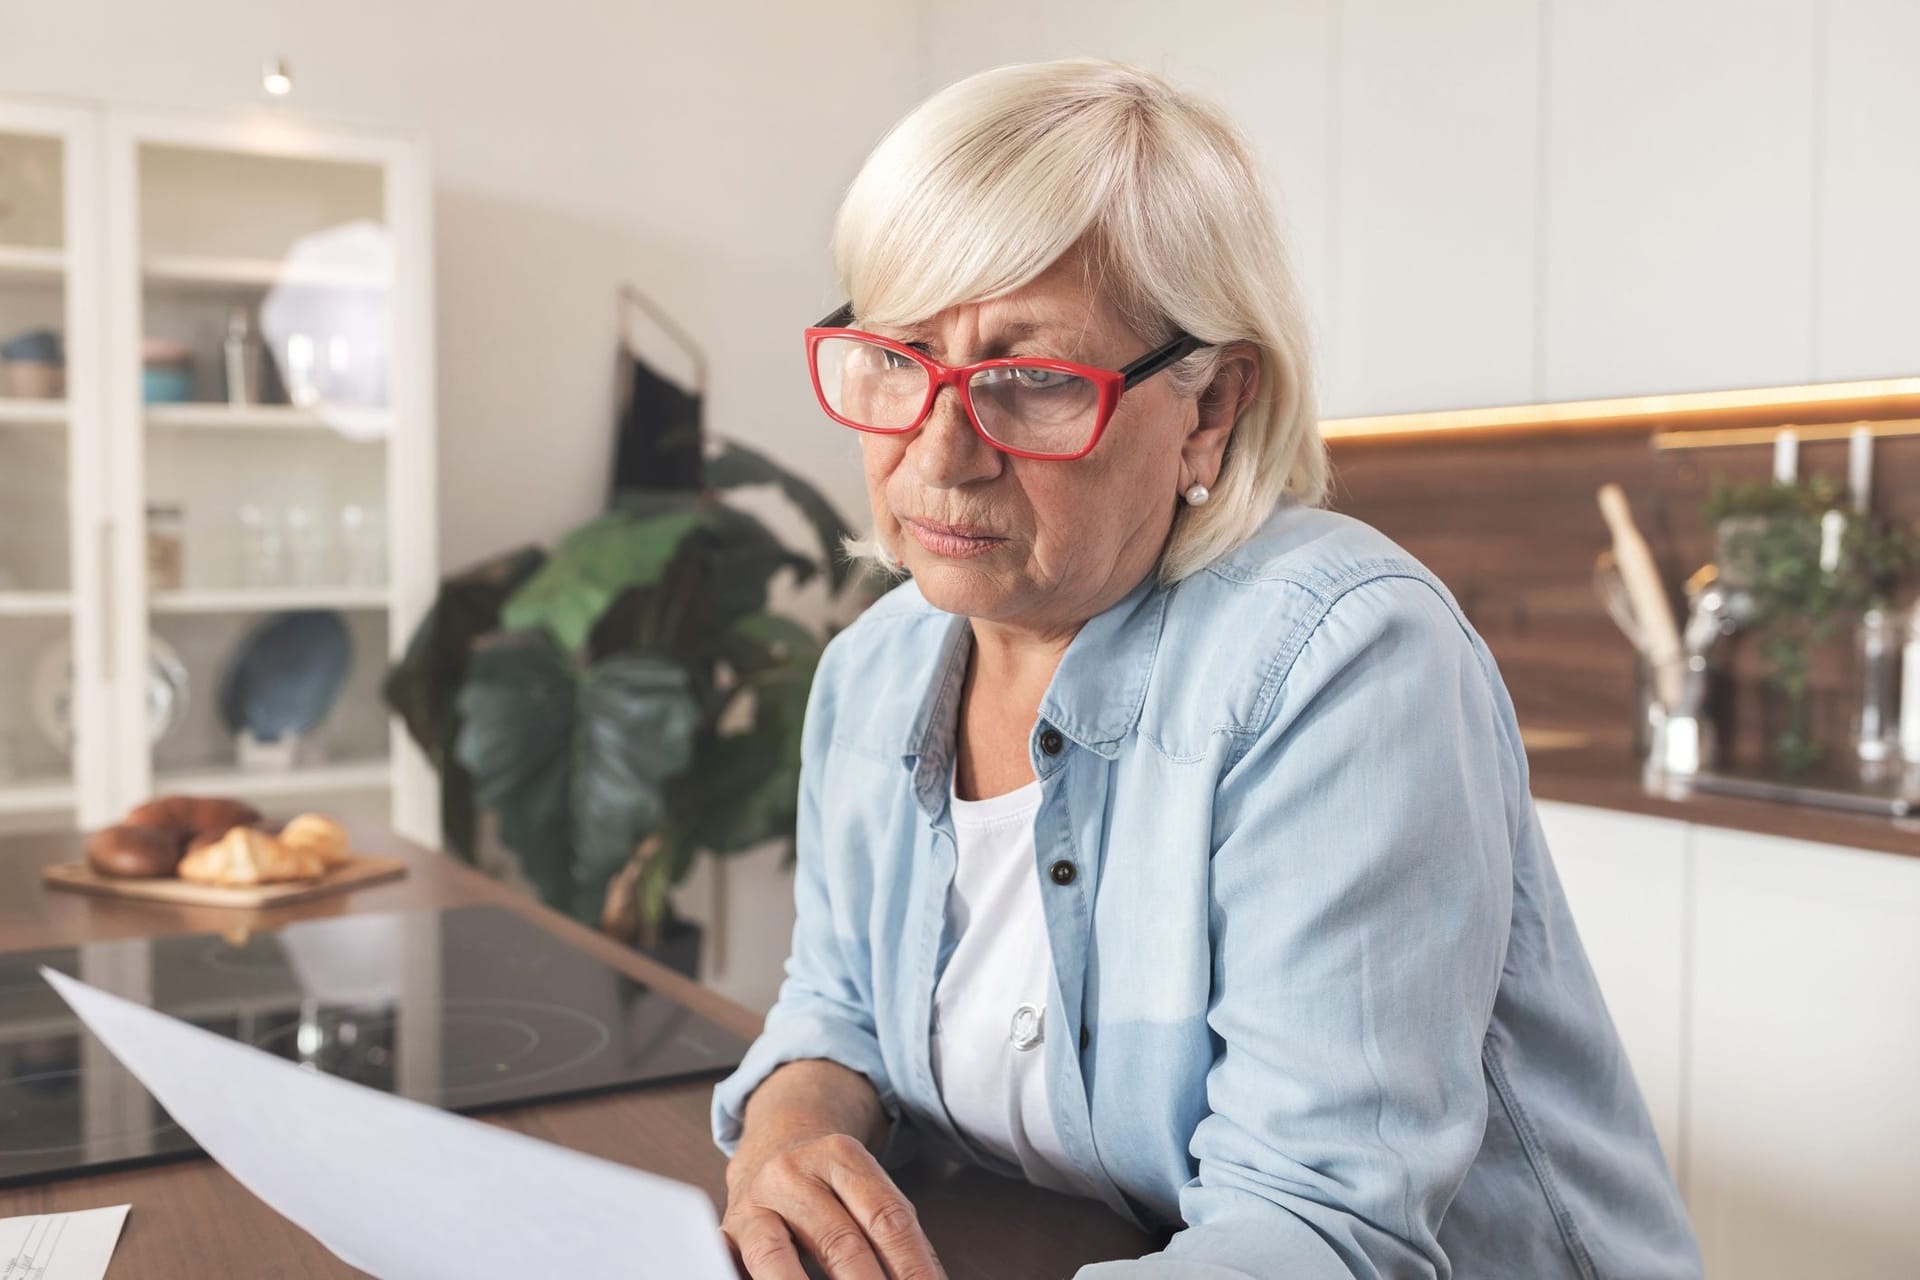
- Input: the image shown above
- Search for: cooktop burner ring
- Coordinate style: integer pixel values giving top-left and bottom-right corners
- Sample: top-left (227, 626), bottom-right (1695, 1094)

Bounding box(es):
top-left (242, 996), bottom-right (614, 1103)
top-left (0, 1066), bottom-right (182, 1157)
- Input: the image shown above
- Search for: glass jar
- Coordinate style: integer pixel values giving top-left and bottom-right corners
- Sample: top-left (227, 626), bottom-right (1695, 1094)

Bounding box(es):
top-left (145, 502), bottom-right (185, 592)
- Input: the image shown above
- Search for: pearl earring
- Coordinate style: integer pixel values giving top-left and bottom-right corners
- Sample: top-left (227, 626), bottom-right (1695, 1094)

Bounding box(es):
top-left (1184, 483), bottom-right (1210, 506)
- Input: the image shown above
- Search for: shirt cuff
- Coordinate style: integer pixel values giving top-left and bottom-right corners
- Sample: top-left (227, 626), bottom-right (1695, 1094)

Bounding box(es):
top-left (709, 1007), bottom-right (911, 1165)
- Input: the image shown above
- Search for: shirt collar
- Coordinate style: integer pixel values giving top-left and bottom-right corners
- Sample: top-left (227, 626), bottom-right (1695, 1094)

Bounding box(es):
top-left (900, 569), bottom-right (1172, 773)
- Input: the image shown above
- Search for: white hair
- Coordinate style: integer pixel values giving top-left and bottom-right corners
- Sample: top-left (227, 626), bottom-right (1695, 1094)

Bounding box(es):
top-left (830, 57), bottom-right (1328, 584)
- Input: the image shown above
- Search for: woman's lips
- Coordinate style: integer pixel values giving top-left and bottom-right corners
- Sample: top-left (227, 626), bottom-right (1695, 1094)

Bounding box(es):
top-left (902, 517), bottom-right (1006, 559)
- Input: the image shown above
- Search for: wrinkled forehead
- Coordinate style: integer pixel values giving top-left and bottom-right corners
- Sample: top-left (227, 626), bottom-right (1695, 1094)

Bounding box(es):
top-left (871, 245), bottom-right (1138, 354)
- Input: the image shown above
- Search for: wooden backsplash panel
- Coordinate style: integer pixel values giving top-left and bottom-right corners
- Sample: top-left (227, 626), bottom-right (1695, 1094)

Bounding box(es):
top-left (1327, 428), bottom-right (1920, 768)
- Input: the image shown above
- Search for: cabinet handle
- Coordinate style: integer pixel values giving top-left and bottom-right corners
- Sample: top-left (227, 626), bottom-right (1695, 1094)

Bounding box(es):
top-left (98, 518), bottom-right (115, 685)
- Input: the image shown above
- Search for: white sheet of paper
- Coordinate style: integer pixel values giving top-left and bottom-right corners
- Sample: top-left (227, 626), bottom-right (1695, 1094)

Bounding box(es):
top-left (0, 1204), bottom-right (130, 1280)
top-left (40, 969), bottom-right (734, 1280)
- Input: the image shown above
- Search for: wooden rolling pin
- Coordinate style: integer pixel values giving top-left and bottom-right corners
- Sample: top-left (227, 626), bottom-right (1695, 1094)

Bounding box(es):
top-left (1596, 484), bottom-right (1685, 710)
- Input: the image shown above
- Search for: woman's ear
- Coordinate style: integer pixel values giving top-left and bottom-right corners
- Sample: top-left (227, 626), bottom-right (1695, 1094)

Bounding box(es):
top-left (1181, 344), bottom-right (1259, 488)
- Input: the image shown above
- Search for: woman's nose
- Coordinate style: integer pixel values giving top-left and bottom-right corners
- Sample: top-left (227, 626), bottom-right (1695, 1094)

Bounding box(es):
top-left (909, 385), bottom-right (1002, 489)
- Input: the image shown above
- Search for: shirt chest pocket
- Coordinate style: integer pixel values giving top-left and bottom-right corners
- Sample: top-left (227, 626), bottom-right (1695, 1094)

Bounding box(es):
top-left (1081, 798), bottom-right (1215, 1028)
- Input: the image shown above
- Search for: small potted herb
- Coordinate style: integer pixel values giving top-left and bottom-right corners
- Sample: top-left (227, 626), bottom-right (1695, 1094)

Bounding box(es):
top-left (1701, 475), bottom-right (1920, 774)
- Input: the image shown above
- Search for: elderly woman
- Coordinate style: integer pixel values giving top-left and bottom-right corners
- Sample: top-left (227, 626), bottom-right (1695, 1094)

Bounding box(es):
top-left (712, 59), bottom-right (1699, 1280)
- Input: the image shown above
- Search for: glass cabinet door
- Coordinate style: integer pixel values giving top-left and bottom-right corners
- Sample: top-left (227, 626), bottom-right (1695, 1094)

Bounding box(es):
top-left (110, 116), bottom-right (421, 826)
top-left (0, 103), bottom-right (102, 833)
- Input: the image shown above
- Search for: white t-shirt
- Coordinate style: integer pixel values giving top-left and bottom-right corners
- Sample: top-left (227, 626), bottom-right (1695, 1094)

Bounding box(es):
top-left (929, 765), bottom-right (1095, 1198)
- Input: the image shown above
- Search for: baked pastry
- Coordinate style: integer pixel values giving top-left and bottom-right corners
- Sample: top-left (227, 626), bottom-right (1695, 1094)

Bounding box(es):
top-left (86, 824), bottom-right (188, 878)
top-left (177, 826), bottom-right (326, 887)
top-left (85, 795), bottom-right (343, 886)
top-left (277, 813), bottom-right (351, 868)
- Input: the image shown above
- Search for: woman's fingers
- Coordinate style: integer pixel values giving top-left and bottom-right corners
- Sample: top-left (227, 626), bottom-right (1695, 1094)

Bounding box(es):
top-left (722, 1204), bottom-right (811, 1280)
top-left (723, 1132), bottom-right (943, 1279)
top-left (778, 1177), bottom-right (892, 1280)
top-left (826, 1156), bottom-right (945, 1280)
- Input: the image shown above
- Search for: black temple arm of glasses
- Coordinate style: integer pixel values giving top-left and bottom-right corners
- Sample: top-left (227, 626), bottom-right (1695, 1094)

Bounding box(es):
top-left (814, 303), bottom-right (855, 328)
top-left (1120, 332), bottom-right (1210, 389)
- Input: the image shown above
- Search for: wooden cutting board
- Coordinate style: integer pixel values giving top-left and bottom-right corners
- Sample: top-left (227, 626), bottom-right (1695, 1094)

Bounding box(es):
top-left (42, 854), bottom-right (407, 908)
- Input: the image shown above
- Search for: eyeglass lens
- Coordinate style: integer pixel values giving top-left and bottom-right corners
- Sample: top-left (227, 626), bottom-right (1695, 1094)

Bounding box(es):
top-left (814, 336), bottom-right (1101, 456)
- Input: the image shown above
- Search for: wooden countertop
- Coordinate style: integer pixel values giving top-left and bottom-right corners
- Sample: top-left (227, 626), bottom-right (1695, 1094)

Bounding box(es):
top-left (0, 822), bottom-right (1155, 1278)
top-left (1527, 745), bottom-right (1920, 860)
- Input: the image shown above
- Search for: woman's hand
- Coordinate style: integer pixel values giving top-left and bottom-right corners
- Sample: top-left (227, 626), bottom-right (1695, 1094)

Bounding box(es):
top-left (723, 1129), bottom-right (945, 1279)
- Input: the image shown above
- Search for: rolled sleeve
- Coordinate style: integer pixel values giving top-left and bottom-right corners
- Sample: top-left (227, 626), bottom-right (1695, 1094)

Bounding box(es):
top-left (1080, 574), bottom-right (1518, 1279)
top-left (710, 636), bottom-right (906, 1161)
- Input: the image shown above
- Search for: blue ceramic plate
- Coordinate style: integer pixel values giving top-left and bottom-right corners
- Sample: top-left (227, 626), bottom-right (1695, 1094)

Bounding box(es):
top-left (219, 610), bottom-right (353, 742)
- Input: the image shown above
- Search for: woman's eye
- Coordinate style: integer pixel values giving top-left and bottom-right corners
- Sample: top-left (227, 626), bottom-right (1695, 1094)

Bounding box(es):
top-left (882, 349), bottom-right (919, 370)
top-left (1016, 367), bottom-right (1065, 388)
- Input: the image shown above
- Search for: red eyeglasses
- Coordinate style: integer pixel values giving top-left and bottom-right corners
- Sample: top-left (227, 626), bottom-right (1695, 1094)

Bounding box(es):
top-left (805, 303), bottom-right (1211, 461)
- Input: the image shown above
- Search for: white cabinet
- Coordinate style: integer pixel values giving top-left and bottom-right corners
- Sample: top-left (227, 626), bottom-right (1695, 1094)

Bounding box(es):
top-left (1535, 799), bottom-right (1689, 1171)
top-left (0, 98), bottom-right (436, 841)
top-left (1686, 827), bottom-right (1920, 1280)
top-left (1540, 802), bottom-right (1920, 1274)
top-left (1323, 0), bottom-right (1541, 418)
top-left (1540, 0), bottom-right (1820, 401)
top-left (0, 100), bottom-right (108, 836)
top-left (1815, 0), bottom-right (1920, 383)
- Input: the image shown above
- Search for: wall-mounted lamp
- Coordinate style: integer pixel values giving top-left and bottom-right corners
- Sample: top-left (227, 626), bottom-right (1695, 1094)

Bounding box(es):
top-left (262, 58), bottom-right (293, 97)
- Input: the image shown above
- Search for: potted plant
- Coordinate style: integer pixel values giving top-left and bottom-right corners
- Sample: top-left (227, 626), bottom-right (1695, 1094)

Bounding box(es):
top-left (385, 441), bottom-right (866, 968)
top-left (1701, 474), bottom-right (1919, 774)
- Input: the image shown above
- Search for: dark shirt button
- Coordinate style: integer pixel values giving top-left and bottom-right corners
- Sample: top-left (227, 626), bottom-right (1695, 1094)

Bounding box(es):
top-left (1038, 726), bottom-right (1065, 756)
top-left (1080, 1024), bottom-right (1091, 1051)
top-left (1049, 859), bottom-right (1077, 886)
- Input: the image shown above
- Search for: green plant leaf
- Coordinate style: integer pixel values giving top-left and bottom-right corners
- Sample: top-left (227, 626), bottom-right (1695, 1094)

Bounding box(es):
top-left (454, 633), bottom-right (701, 922)
top-left (707, 440), bottom-right (858, 591)
top-left (699, 504), bottom-right (817, 620)
top-left (570, 655), bottom-right (701, 893)
top-left (383, 545), bottom-right (546, 861)
top-left (721, 612), bottom-right (822, 675)
top-left (667, 730), bottom-right (790, 855)
top-left (454, 632), bottom-right (577, 908)
top-left (502, 510), bottom-right (707, 654)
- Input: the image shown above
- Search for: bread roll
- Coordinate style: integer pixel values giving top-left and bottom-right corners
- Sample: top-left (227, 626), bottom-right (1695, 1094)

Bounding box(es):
top-left (278, 813), bottom-right (351, 868)
top-left (86, 824), bottom-right (187, 878)
top-left (123, 795), bottom-right (197, 832)
top-left (187, 797), bottom-right (264, 839)
top-left (123, 794), bottom-right (264, 842)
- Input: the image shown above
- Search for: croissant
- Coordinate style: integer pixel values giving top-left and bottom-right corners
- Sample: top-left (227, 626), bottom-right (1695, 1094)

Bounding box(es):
top-left (177, 826), bottom-right (327, 886)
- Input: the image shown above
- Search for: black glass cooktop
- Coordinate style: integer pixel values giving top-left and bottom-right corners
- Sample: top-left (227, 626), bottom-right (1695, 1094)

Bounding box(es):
top-left (0, 905), bottom-right (750, 1186)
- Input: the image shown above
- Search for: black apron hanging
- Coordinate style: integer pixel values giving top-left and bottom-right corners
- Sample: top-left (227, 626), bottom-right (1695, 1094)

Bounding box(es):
top-left (609, 284), bottom-right (707, 503)
top-left (610, 353), bottom-right (704, 499)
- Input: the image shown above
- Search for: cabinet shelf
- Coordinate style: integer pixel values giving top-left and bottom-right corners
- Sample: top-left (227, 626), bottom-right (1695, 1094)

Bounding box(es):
top-left (0, 591), bottom-right (72, 617)
top-left (0, 778), bottom-right (77, 816)
top-left (154, 759), bottom-right (392, 800)
top-left (0, 244), bottom-right (66, 278)
top-left (0, 399), bottom-right (65, 426)
top-left (143, 254), bottom-right (389, 292)
top-left (145, 402), bottom-right (391, 437)
top-left (150, 585), bottom-right (389, 614)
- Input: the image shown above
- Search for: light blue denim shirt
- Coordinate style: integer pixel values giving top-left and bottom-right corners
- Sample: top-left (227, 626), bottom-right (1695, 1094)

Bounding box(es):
top-left (712, 499), bottom-right (1701, 1279)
